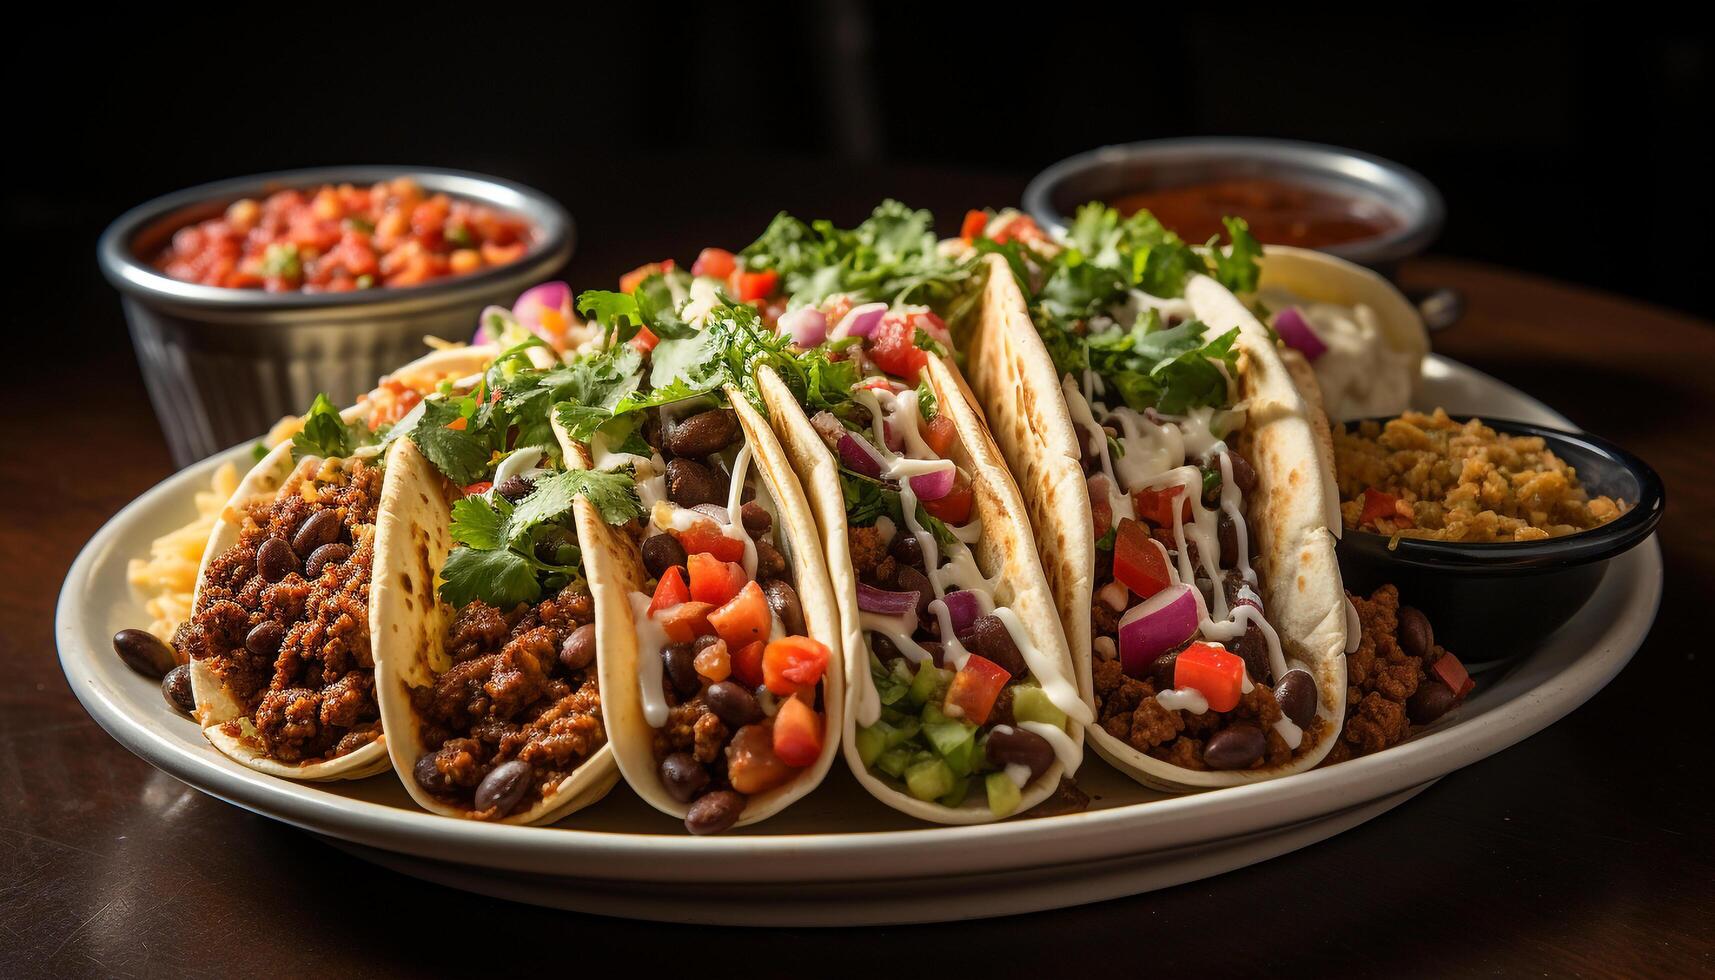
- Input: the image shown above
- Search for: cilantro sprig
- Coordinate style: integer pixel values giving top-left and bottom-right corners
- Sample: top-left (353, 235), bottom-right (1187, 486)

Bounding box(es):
top-left (738, 200), bottom-right (972, 310)
top-left (291, 393), bottom-right (361, 463)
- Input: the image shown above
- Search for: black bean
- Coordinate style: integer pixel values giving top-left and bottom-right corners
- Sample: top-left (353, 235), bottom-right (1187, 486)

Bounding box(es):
top-left (1203, 723), bottom-right (1267, 770)
top-left (304, 542), bottom-right (352, 579)
top-left (1274, 669), bottom-right (1317, 728)
top-left (667, 408), bottom-right (740, 458)
top-left (889, 532), bottom-right (924, 568)
top-left (869, 632), bottom-right (903, 664)
top-left (560, 623), bottom-right (597, 672)
top-left (659, 752), bottom-right (710, 803)
top-left (1218, 511), bottom-right (1239, 568)
top-left (763, 580), bottom-right (805, 637)
top-left (112, 628), bottom-right (176, 678)
top-left (692, 634), bottom-right (723, 654)
top-left (1236, 622), bottom-right (1273, 688)
top-left (641, 534), bottom-right (688, 579)
top-left (256, 537), bottom-right (299, 582)
top-left (684, 789), bottom-right (746, 835)
top-left (161, 664), bottom-right (194, 713)
top-left (495, 475), bottom-right (535, 502)
top-left (705, 681), bottom-right (763, 727)
top-left (290, 509), bottom-right (342, 556)
top-left (1398, 606), bottom-right (1435, 660)
top-left (740, 501), bottom-right (772, 536)
top-left (967, 615), bottom-right (1026, 678)
top-left (414, 753), bottom-right (452, 794)
top-left (662, 643), bottom-right (701, 698)
top-left (754, 539), bottom-right (787, 582)
top-left (1224, 449), bottom-right (1258, 494)
top-left (666, 458), bottom-right (726, 507)
top-left (1150, 646), bottom-right (1187, 690)
top-left (474, 759), bottom-right (532, 817)
top-left (245, 621), bottom-right (285, 658)
top-left (1407, 678), bottom-right (1459, 725)
top-left (894, 564), bottom-right (934, 620)
top-left (986, 726), bottom-right (1055, 782)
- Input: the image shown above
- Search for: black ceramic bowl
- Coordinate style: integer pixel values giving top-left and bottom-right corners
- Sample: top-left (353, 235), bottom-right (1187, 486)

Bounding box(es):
top-left (1335, 418), bottom-right (1664, 662)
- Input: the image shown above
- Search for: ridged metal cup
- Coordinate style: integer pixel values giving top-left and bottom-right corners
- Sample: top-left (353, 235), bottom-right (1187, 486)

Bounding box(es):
top-left (98, 166), bottom-right (573, 466)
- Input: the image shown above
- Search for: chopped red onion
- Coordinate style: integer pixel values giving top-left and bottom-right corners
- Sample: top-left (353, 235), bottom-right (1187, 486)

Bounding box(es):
top-left (940, 589), bottom-right (982, 637)
top-left (908, 464), bottom-right (956, 501)
top-left (833, 302), bottom-right (887, 339)
top-left (1118, 584), bottom-right (1199, 678)
top-left (778, 307), bottom-right (828, 348)
top-left (838, 431), bottom-right (885, 479)
top-left (514, 281), bottom-right (572, 331)
top-left (858, 583), bottom-right (921, 617)
top-left (1273, 308), bottom-right (1328, 362)
top-left (472, 305), bottom-right (511, 345)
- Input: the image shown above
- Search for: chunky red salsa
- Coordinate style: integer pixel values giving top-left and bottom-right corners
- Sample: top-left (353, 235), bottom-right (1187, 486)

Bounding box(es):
top-left (153, 178), bottom-right (533, 292)
top-left (1109, 178), bottom-right (1401, 250)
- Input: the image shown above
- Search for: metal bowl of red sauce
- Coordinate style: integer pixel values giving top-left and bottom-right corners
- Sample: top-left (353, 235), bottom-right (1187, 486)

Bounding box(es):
top-left (1023, 137), bottom-right (1443, 273)
top-left (99, 166), bottom-right (572, 465)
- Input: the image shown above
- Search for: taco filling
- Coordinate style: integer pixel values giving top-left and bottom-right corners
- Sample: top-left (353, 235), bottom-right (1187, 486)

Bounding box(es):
top-left (604, 202), bottom-right (1089, 817)
top-left (970, 205), bottom-right (1326, 772)
top-left (174, 366), bottom-right (478, 766)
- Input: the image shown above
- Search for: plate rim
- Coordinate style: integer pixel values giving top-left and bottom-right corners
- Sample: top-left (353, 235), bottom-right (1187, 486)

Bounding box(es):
top-left (55, 356), bottom-right (1660, 885)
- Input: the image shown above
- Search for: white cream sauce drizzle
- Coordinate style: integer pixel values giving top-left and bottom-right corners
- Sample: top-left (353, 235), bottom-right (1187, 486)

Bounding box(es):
top-left (632, 592), bottom-right (671, 728)
top-left (1019, 719), bottom-right (1083, 775)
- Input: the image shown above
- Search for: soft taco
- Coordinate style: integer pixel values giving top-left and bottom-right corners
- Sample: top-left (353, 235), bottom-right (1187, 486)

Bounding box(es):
top-left (369, 338), bottom-right (638, 823)
top-left (549, 300), bottom-right (845, 835)
top-left (603, 203), bottom-right (1091, 822)
top-left (958, 205), bottom-right (1349, 788)
top-left (173, 344), bottom-right (497, 780)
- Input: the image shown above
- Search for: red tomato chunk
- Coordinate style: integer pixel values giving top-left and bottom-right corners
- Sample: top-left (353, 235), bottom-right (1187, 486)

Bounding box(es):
top-left (153, 178), bottom-right (534, 292)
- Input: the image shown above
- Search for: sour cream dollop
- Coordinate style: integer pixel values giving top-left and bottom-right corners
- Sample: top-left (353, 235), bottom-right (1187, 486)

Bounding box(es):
top-left (1259, 287), bottom-right (1417, 419)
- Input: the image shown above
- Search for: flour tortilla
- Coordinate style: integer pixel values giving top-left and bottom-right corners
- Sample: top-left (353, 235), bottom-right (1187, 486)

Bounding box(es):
top-left (757, 356), bottom-right (1087, 824)
top-left (965, 254), bottom-right (1347, 790)
top-left (187, 344), bottom-right (496, 782)
top-left (579, 387), bottom-right (845, 828)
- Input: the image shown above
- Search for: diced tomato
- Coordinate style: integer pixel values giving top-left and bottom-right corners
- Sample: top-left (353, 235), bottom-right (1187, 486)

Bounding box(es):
top-left (921, 475), bottom-right (974, 525)
top-left (1112, 518), bottom-right (1173, 599)
top-left (867, 312), bottom-right (930, 383)
top-left (619, 259), bottom-right (674, 294)
top-left (989, 212), bottom-right (1046, 246)
top-left (943, 654), bottom-right (1012, 726)
top-left (648, 566), bottom-right (691, 617)
top-left (658, 601), bottom-right (715, 644)
top-left (1088, 474), bottom-right (1115, 543)
top-left (1361, 487), bottom-right (1407, 526)
top-left (731, 268), bottom-right (779, 302)
top-left (772, 695), bottom-right (824, 768)
top-left (691, 247), bottom-right (737, 279)
top-left (731, 639), bottom-right (766, 689)
top-left (960, 209), bottom-right (989, 243)
top-left (630, 324), bottom-right (659, 355)
top-left (687, 553), bottom-right (746, 606)
top-left (913, 310), bottom-right (950, 348)
top-left (727, 723), bottom-right (794, 794)
top-left (673, 520), bottom-right (746, 562)
top-left (1430, 652), bottom-right (1475, 699)
top-left (708, 581), bottom-right (771, 649)
top-left (1173, 642), bottom-right (1246, 713)
top-left (763, 636), bottom-right (830, 697)
top-left (922, 414), bottom-right (957, 456)
top-left (461, 481), bottom-right (492, 497)
top-left (1134, 484), bottom-right (1188, 527)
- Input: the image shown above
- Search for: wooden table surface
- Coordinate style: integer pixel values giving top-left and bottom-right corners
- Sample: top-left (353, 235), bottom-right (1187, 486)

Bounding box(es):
top-left (6, 163), bottom-right (1711, 977)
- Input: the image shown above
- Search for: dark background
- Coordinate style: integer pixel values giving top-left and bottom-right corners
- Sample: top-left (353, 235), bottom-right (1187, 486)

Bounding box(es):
top-left (8, 6), bottom-right (1713, 356)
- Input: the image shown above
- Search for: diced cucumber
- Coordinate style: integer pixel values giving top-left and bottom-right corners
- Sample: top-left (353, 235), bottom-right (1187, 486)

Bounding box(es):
top-left (886, 716), bottom-right (920, 748)
top-left (908, 664), bottom-right (952, 707)
top-left (939, 775), bottom-right (971, 808)
top-left (875, 745), bottom-right (913, 779)
top-left (985, 771), bottom-right (1022, 818)
top-left (941, 735), bottom-right (977, 777)
top-left (905, 758), bottom-right (956, 802)
top-left (1010, 685), bottom-right (1067, 729)
top-left (855, 725), bottom-right (888, 767)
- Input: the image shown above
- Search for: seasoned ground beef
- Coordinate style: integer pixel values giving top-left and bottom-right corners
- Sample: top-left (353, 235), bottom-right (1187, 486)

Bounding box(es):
top-left (1093, 658), bottom-right (1302, 771)
top-left (1319, 585), bottom-right (1466, 766)
top-left (847, 525), bottom-right (889, 581)
top-left (173, 460), bottom-right (382, 763)
top-left (413, 587), bottom-right (605, 819)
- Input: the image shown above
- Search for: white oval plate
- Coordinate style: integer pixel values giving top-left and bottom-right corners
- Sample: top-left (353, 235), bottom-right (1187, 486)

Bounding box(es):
top-left (56, 356), bottom-right (1659, 924)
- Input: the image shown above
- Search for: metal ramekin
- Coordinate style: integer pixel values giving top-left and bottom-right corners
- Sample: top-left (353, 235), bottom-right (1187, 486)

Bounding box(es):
top-left (98, 166), bottom-right (573, 465)
top-left (1022, 137), bottom-right (1444, 272)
